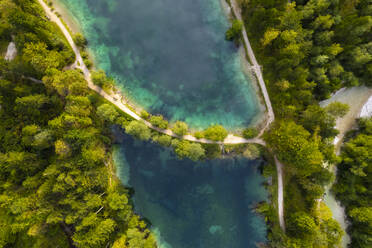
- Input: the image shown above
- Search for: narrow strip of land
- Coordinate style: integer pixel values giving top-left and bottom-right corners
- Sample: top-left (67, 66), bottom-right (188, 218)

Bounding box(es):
top-left (229, 0), bottom-right (285, 231)
top-left (229, 0), bottom-right (275, 135)
top-left (37, 0), bottom-right (268, 145)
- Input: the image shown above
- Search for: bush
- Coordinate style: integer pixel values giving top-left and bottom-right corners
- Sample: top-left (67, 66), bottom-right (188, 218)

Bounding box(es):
top-left (172, 121), bottom-right (188, 136)
top-left (153, 134), bottom-right (172, 147)
top-left (226, 20), bottom-right (243, 43)
top-left (243, 144), bottom-right (260, 159)
top-left (194, 131), bottom-right (204, 139)
top-left (149, 115), bottom-right (168, 129)
top-left (174, 140), bottom-right (205, 161)
top-left (97, 104), bottom-right (119, 123)
top-left (91, 70), bottom-right (114, 89)
top-left (203, 144), bottom-right (221, 159)
top-left (203, 125), bottom-right (228, 141)
top-left (125, 120), bottom-right (151, 141)
top-left (243, 127), bottom-right (259, 139)
top-left (73, 33), bottom-right (87, 48)
top-left (140, 110), bottom-right (150, 120)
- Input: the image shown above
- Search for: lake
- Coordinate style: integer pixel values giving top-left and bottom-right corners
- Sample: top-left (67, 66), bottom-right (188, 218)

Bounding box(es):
top-left (113, 132), bottom-right (268, 248)
top-left (57, 0), bottom-right (263, 129)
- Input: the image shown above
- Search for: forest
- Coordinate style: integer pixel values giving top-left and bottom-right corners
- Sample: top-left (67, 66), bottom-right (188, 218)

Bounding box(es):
top-left (0, 0), bottom-right (371, 247)
top-left (333, 117), bottom-right (372, 248)
top-left (237, 0), bottom-right (371, 247)
top-left (0, 0), bottom-right (156, 247)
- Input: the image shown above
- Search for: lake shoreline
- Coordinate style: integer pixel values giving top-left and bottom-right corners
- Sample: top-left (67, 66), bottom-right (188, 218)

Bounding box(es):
top-left (49, 0), bottom-right (268, 132)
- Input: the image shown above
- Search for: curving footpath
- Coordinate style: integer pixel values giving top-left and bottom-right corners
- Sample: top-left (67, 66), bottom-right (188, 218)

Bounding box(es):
top-left (229, 0), bottom-right (275, 136)
top-left (229, 0), bottom-right (285, 231)
top-left (37, 0), bottom-right (268, 146)
top-left (38, 0), bottom-right (285, 234)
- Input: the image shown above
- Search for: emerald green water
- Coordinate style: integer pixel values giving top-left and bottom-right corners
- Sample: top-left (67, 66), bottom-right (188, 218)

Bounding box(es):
top-left (57, 0), bottom-right (263, 129)
top-left (113, 132), bottom-right (268, 248)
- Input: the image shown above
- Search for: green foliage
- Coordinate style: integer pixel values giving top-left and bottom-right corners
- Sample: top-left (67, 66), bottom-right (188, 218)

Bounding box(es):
top-left (203, 144), bottom-right (221, 159)
top-left (172, 121), bottom-right (188, 136)
top-left (242, 127), bottom-right (259, 139)
top-left (0, 1), bottom-right (157, 246)
top-left (333, 117), bottom-right (372, 248)
top-left (97, 103), bottom-right (119, 123)
top-left (149, 115), bottom-right (168, 129)
top-left (174, 140), bottom-right (205, 161)
top-left (237, 0), bottom-right (370, 246)
top-left (54, 139), bottom-right (71, 158)
top-left (226, 20), bottom-right (243, 44)
top-left (91, 70), bottom-right (114, 91)
top-left (140, 110), bottom-right (150, 119)
top-left (325, 101), bottom-right (349, 118)
top-left (43, 69), bottom-right (87, 97)
top-left (203, 125), bottom-right (228, 141)
top-left (265, 121), bottom-right (323, 175)
top-left (22, 42), bottom-right (64, 75)
top-left (73, 33), bottom-right (87, 48)
top-left (242, 144), bottom-right (260, 159)
top-left (288, 211), bottom-right (317, 237)
top-left (301, 104), bottom-right (339, 138)
top-left (241, 0), bottom-right (372, 117)
top-left (125, 120), bottom-right (151, 141)
top-left (152, 134), bottom-right (172, 147)
top-left (194, 131), bottom-right (204, 139)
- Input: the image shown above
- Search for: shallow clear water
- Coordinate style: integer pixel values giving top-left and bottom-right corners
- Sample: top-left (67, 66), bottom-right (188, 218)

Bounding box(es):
top-left (57, 0), bottom-right (262, 129)
top-left (113, 132), bottom-right (268, 248)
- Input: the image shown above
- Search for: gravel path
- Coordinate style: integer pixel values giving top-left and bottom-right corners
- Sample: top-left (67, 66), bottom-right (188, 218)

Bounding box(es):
top-left (229, 0), bottom-right (275, 136)
top-left (229, 0), bottom-right (285, 231)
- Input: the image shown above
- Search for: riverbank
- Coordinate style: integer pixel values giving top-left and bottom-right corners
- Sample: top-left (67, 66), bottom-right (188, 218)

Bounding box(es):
top-left (320, 86), bottom-right (372, 247)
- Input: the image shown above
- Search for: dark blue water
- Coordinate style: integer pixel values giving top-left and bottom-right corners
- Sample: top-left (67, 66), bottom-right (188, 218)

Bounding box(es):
top-left (113, 133), bottom-right (268, 248)
top-left (57, 0), bottom-right (263, 129)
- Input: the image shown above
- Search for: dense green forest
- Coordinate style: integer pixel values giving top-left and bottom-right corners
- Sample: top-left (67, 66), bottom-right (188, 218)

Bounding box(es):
top-left (236, 0), bottom-right (371, 247)
top-left (0, 0), bottom-right (156, 247)
top-left (333, 117), bottom-right (372, 248)
top-left (0, 0), bottom-right (371, 247)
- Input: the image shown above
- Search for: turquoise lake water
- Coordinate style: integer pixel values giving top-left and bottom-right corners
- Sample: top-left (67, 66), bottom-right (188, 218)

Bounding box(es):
top-left (57, 0), bottom-right (263, 129)
top-left (113, 132), bottom-right (268, 248)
